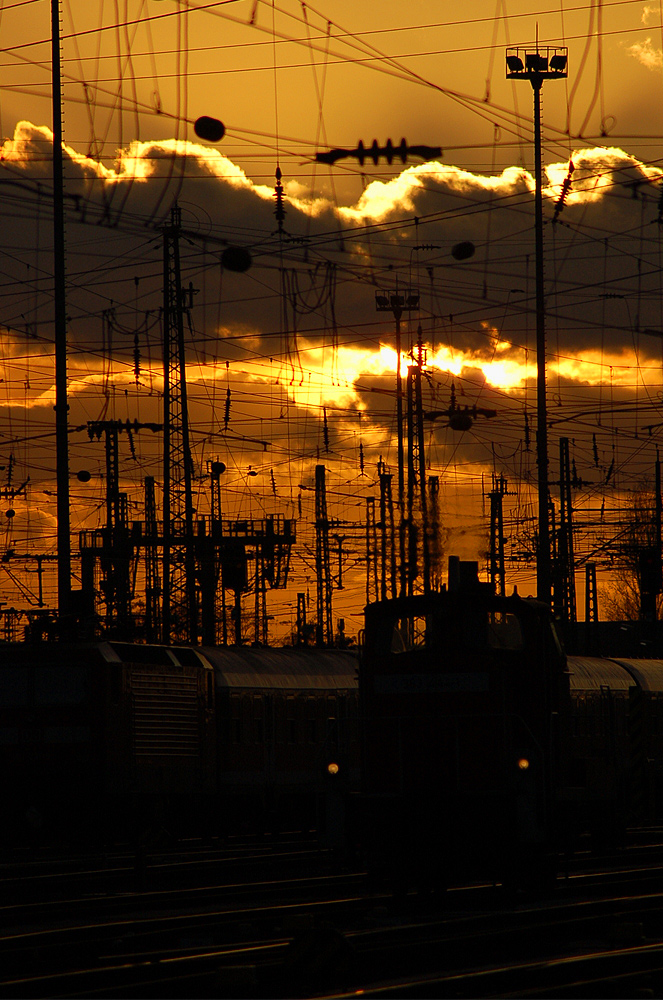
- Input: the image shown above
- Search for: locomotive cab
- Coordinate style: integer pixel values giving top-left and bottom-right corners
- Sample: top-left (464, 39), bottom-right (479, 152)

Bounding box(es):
top-left (359, 580), bottom-right (567, 888)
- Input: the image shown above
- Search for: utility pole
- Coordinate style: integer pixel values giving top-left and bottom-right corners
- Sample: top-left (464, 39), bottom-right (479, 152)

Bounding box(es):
top-left (80, 420), bottom-right (161, 636)
top-left (428, 475), bottom-right (442, 592)
top-left (375, 289), bottom-right (419, 597)
top-left (144, 475), bottom-right (161, 641)
top-left (315, 464), bottom-right (333, 646)
top-left (557, 437), bottom-right (577, 623)
top-left (365, 497), bottom-right (378, 605)
top-left (488, 474), bottom-right (509, 597)
top-left (656, 448), bottom-right (662, 574)
top-left (406, 355), bottom-right (431, 595)
top-left (584, 562), bottom-right (599, 653)
top-left (507, 42), bottom-right (568, 605)
top-left (377, 460), bottom-right (396, 600)
top-left (296, 592), bottom-right (308, 645)
top-left (162, 204), bottom-right (197, 644)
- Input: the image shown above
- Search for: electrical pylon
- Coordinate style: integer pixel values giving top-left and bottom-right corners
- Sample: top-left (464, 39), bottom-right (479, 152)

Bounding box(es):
top-left (162, 204), bottom-right (197, 644)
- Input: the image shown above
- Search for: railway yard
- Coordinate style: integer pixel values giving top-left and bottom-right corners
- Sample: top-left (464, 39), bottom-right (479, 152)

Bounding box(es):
top-left (4, 831), bottom-right (663, 998)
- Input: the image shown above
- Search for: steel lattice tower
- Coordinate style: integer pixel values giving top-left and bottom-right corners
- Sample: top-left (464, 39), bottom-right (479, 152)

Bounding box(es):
top-left (162, 205), bottom-right (197, 644)
top-left (365, 496), bottom-right (378, 604)
top-left (378, 462), bottom-right (397, 599)
top-left (315, 464), bottom-right (333, 646)
top-left (489, 474), bottom-right (508, 598)
top-left (557, 437), bottom-right (577, 623)
top-left (144, 475), bottom-right (161, 641)
top-left (406, 364), bottom-right (431, 594)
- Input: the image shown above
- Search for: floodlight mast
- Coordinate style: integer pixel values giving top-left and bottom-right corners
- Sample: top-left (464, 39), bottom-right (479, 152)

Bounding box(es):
top-left (506, 44), bottom-right (568, 606)
top-left (52, 0), bottom-right (71, 621)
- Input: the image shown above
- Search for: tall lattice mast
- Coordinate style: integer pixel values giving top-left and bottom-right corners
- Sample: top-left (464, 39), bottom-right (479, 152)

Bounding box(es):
top-left (144, 475), bottom-right (161, 641)
top-left (406, 361), bottom-right (430, 594)
top-left (557, 437), bottom-right (577, 623)
top-left (365, 496), bottom-right (378, 605)
top-left (315, 464), bottom-right (333, 646)
top-left (378, 459), bottom-right (396, 599)
top-left (489, 474), bottom-right (508, 598)
top-left (162, 204), bottom-right (197, 644)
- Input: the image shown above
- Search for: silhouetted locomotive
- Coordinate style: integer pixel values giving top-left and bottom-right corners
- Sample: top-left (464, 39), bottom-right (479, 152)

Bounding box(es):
top-left (359, 573), bottom-right (663, 888)
top-left (0, 642), bottom-right (358, 846)
top-left (6, 583), bottom-right (663, 877)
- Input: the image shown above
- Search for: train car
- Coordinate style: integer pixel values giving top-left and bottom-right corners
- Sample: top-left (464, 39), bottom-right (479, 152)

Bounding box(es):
top-left (561, 656), bottom-right (663, 844)
top-left (201, 646), bottom-right (359, 837)
top-left (358, 583), bottom-right (567, 888)
top-left (0, 642), bottom-right (216, 845)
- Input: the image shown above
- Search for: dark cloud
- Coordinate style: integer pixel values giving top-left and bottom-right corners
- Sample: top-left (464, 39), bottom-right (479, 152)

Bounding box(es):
top-left (0, 122), bottom-right (662, 616)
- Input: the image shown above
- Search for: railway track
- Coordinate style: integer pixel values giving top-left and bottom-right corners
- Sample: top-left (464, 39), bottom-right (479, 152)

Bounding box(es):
top-left (5, 840), bottom-right (663, 997)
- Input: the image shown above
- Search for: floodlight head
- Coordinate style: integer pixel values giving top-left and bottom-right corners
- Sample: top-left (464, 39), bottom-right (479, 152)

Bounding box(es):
top-left (506, 45), bottom-right (568, 81)
top-left (526, 53), bottom-right (548, 72)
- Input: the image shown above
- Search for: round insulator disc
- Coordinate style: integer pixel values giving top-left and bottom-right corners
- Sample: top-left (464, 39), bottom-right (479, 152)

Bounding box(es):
top-left (222, 246), bottom-right (252, 273)
top-left (194, 116), bottom-right (225, 142)
top-left (451, 240), bottom-right (475, 261)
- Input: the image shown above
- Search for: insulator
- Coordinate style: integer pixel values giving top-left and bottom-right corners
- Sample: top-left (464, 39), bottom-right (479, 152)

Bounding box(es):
top-left (270, 469), bottom-right (277, 495)
top-left (274, 167), bottom-right (286, 231)
top-left (593, 433), bottom-right (599, 467)
top-left (224, 388), bottom-right (231, 430)
top-left (552, 159), bottom-right (574, 224)
top-left (323, 407), bottom-right (329, 452)
top-left (133, 334), bottom-right (141, 382)
top-left (359, 441), bottom-right (365, 474)
top-left (524, 412), bottom-right (530, 451)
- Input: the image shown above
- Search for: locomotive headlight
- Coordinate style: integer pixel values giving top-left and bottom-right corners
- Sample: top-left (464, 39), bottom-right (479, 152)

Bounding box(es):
top-left (327, 762), bottom-right (340, 776)
top-left (517, 757), bottom-right (530, 771)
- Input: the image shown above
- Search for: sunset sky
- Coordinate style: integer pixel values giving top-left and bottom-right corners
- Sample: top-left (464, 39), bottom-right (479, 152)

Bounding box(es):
top-left (0, 0), bottom-right (662, 638)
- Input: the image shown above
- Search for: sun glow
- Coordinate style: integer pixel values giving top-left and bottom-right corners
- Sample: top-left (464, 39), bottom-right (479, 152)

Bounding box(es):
top-left (242, 336), bottom-right (657, 418)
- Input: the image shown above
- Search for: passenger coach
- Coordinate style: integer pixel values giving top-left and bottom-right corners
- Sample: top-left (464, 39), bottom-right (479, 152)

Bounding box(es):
top-left (202, 646), bottom-right (359, 834)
